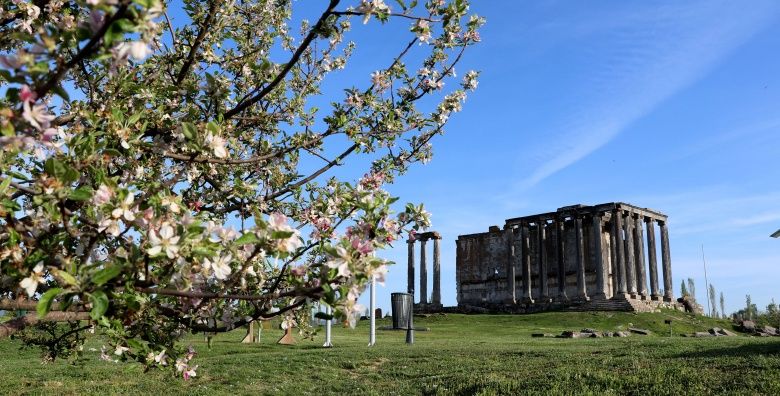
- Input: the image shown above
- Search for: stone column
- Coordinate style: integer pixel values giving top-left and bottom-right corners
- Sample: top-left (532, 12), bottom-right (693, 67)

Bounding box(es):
top-left (575, 216), bottom-right (588, 300)
top-left (592, 214), bottom-right (608, 299)
top-left (521, 224), bottom-right (534, 303)
top-left (537, 221), bottom-right (550, 302)
top-left (407, 239), bottom-right (415, 295)
top-left (660, 221), bottom-right (673, 302)
top-left (609, 220), bottom-right (618, 296)
top-left (419, 239), bottom-right (428, 304)
top-left (634, 216), bottom-right (648, 299)
top-left (505, 229), bottom-right (516, 304)
top-left (646, 219), bottom-right (661, 300)
top-left (623, 212), bottom-right (637, 297)
top-left (612, 210), bottom-right (627, 298)
top-left (432, 237), bottom-right (442, 305)
top-left (555, 218), bottom-right (568, 301)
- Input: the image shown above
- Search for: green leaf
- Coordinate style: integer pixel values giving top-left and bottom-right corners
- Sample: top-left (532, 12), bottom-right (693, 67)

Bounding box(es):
top-left (4, 87), bottom-right (19, 102)
top-left (43, 158), bottom-right (79, 183)
top-left (181, 122), bottom-right (197, 140)
top-left (126, 338), bottom-right (143, 351)
top-left (104, 21), bottom-right (125, 47)
top-left (128, 111), bottom-right (143, 125)
top-left (1, 120), bottom-right (14, 137)
top-left (102, 148), bottom-right (122, 157)
top-left (53, 269), bottom-right (79, 287)
top-left (89, 290), bottom-right (109, 320)
top-left (92, 265), bottom-right (122, 286)
top-left (68, 187), bottom-right (92, 201)
top-left (52, 84), bottom-right (70, 102)
top-left (234, 232), bottom-right (259, 245)
top-left (271, 230), bottom-right (294, 239)
top-left (2, 198), bottom-right (20, 212)
top-left (192, 246), bottom-right (215, 257)
top-left (37, 288), bottom-right (62, 318)
top-left (0, 177), bottom-right (11, 196)
top-left (314, 311), bottom-right (334, 320)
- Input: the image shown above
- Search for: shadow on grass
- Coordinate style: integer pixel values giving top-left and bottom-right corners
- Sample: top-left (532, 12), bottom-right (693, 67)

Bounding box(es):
top-left (675, 340), bottom-right (780, 358)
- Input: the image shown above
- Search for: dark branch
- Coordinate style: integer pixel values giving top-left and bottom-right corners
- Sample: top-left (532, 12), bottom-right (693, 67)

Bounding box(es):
top-left (174, 0), bottom-right (220, 85)
top-left (224, 0), bottom-right (341, 119)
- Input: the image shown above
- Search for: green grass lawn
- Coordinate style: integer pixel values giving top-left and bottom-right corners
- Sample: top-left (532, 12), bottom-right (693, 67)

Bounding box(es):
top-left (1, 310), bottom-right (779, 395)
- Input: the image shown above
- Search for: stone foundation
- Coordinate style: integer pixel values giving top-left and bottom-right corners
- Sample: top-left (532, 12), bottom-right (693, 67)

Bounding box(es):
top-left (454, 296), bottom-right (683, 314)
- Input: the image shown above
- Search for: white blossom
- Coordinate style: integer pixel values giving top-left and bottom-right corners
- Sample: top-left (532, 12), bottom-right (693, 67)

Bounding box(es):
top-left (268, 213), bottom-right (302, 253)
top-left (98, 217), bottom-right (121, 236)
top-left (203, 253), bottom-right (232, 280)
top-left (93, 184), bottom-right (114, 205)
top-left (205, 132), bottom-right (228, 158)
top-left (114, 345), bottom-right (129, 356)
top-left (19, 262), bottom-right (46, 297)
top-left (356, 0), bottom-right (390, 24)
top-left (326, 246), bottom-right (352, 278)
top-left (115, 41), bottom-right (152, 61)
top-left (22, 102), bottom-right (55, 131)
top-left (147, 223), bottom-right (180, 258)
top-left (111, 194), bottom-right (136, 221)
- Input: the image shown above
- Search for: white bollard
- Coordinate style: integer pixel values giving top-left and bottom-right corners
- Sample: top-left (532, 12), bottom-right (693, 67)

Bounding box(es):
top-left (369, 277), bottom-right (376, 346)
top-left (323, 304), bottom-right (333, 348)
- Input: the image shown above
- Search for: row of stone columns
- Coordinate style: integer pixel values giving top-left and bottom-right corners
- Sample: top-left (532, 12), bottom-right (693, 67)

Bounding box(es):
top-left (507, 210), bottom-right (673, 303)
top-left (610, 209), bottom-right (673, 301)
top-left (407, 232), bottom-right (442, 306)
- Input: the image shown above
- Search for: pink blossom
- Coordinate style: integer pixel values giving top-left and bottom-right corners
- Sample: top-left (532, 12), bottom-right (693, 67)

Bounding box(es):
top-left (20, 85), bottom-right (36, 103)
top-left (92, 184), bottom-right (114, 205)
top-left (22, 102), bottom-right (54, 131)
top-left (268, 212), bottom-right (288, 229)
top-left (290, 265), bottom-right (306, 277)
top-left (350, 236), bottom-right (374, 255)
top-left (41, 128), bottom-right (58, 142)
top-left (359, 171), bottom-right (385, 190)
top-left (183, 365), bottom-right (198, 380)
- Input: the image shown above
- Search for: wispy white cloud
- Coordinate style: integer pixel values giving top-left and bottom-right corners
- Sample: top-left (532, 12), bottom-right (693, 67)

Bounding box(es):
top-left (625, 188), bottom-right (780, 234)
top-left (517, 0), bottom-right (780, 188)
top-left (667, 118), bottom-right (780, 161)
top-left (624, 186), bottom-right (780, 312)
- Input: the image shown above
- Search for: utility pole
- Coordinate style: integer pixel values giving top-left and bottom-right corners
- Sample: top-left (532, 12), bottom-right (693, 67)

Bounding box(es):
top-left (702, 244), bottom-right (711, 317)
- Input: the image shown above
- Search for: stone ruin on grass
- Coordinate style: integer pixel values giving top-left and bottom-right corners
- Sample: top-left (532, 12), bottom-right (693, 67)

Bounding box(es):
top-left (455, 202), bottom-right (685, 314)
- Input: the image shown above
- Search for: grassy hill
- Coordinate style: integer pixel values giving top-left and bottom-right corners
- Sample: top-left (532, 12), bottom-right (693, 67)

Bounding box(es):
top-left (1, 310), bottom-right (778, 395)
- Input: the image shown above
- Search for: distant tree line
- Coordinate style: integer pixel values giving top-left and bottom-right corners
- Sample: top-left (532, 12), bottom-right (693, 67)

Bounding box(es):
top-left (733, 296), bottom-right (780, 327)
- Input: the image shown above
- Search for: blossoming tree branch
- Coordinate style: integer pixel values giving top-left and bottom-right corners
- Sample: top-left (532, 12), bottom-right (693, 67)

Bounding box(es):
top-left (0, 0), bottom-right (481, 375)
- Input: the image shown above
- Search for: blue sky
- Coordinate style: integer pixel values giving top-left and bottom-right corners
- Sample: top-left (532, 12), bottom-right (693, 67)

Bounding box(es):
top-left (162, 1), bottom-right (780, 315)
top-left (325, 0), bottom-right (780, 314)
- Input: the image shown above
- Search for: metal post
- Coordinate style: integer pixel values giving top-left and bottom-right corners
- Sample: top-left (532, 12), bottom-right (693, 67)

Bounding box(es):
top-left (369, 277), bottom-right (376, 346)
top-left (323, 304), bottom-right (333, 347)
top-left (406, 237), bottom-right (415, 344)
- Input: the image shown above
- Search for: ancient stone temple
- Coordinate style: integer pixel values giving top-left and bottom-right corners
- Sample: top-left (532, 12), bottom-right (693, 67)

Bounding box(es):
top-left (456, 203), bottom-right (679, 313)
